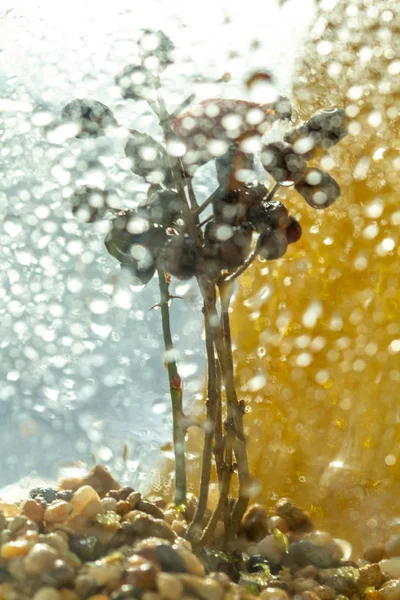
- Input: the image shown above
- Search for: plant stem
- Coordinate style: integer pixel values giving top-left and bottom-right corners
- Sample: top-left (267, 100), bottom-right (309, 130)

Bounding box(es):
top-left (157, 269), bottom-right (187, 506)
top-left (196, 423), bottom-right (234, 549)
top-left (223, 235), bottom-right (263, 283)
top-left (187, 283), bottom-right (218, 538)
top-left (218, 281), bottom-right (251, 533)
top-left (213, 358), bottom-right (224, 484)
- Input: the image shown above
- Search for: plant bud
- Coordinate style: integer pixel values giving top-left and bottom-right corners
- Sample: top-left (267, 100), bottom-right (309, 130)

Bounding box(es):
top-left (246, 200), bottom-right (289, 233)
top-left (115, 64), bottom-right (156, 100)
top-left (285, 216), bottom-right (302, 244)
top-left (144, 190), bottom-right (182, 227)
top-left (295, 168), bottom-right (341, 209)
top-left (160, 235), bottom-right (198, 279)
top-left (204, 221), bottom-right (252, 270)
top-left (258, 229), bottom-right (288, 260)
top-left (70, 186), bottom-right (109, 223)
top-left (261, 141), bottom-right (307, 184)
top-left (61, 99), bottom-right (118, 139)
top-left (138, 29), bottom-right (175, 72)
top-left (285, 108), bottom-right (348, 151)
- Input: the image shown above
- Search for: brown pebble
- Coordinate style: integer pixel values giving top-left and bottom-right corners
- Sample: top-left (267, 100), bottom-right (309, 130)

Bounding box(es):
top-left (275, 498), bottom-right (313, 532)
top-left (385, 537), bottom-right (400, 559)
top-left (365, 593), bottom-right (384, 600)
top-left (32, 587), bottom-right (61, 600)
top-left (24, 542), bottom-right (59, 575)
top-left (259, 589), bottom-right (290, 600)
top-left (125, 512), bottom-right (176, 543)
top-left (59, 589), bottom-right (80, 600)
top-left (241, 504), bottom-right (269, 542)
top-left (178, 574), bottom-right (223, 600)
top-left (299, 592), bottom-right (320, 600)
top-left (116, 501), bottom-right (131, 517)
top-left (173, 544), bottom-right (205, 577)
top-left (380, 580), bottom-right (400, 600)
top-left (172, 520), bottom-right (187, 538)
top-left (313, 585), bottom-right (336, 600)
top-left (45, 501), bottom-right (73, 524)
top-left (358, 563), bottom-right (383, 591)
top-left (108, 487), bottom-right (135, 501)
top-left (147, 497), bottom-right (167, 509)
top-left (269, 516), bottom-right (290, 534)
top-left (76, 465), bottom-right (121, 497)
top-left (364, 545), bottom-right (386, 563)
top-left (21, 499), bottom-right (46, 523)
top-left (137, 500), bottom-right (165, 520)
top-left (294, 566), bottom-right (318, 580)
top-left (292, 579), bottom-right (318, 594)
top-left (125, 561), bottom-right (158, 590)
top-left (127, 492), bottom-right (141, 509)
top-left (157, 572), bottom-right (184, 600)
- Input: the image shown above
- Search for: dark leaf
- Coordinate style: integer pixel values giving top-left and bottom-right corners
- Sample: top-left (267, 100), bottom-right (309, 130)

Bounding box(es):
top-left (138, 29), bottom-right (175, 72)
top-left (144, 189), bottom-right (182, 227)
top-left (295, 168), bottom-right (341, 209)
top-left (115, 64), bottom-right (156, 100)
top-left (125, 131), bottom-right (171, 183)
top-left (61, 98), bottom-right (118, 139)
top-left (70, 186), bottom-right (109, 223)
top-left (160, 234), bottom-right (199, 280)
top-left (258, 229), bottom-right (288, 260)
top-left (285, 216), bottom-right (302, 244)
top-left (246, 200), bottom-right (289, 233)
top-left (285, 107), bottom-right (348, 151)
top-left (261, 141), bottom-right (307, 184)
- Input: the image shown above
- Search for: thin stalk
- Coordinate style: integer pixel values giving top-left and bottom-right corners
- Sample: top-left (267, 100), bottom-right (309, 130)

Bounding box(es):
top-left (218, 281), bottom-right (250, 533)
top-left (196, 424), bottom-right (234, 550)
top-left (187, 283), bottom-right (218, 538)
top-left (157, 269), bottom-right (187, 506)
top-left (213, 358), bottom-right (224, 484)
top-left (223, 235), bottom-right (263, 283)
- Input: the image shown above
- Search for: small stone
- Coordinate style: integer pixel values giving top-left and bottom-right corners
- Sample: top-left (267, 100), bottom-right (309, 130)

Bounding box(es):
top-left (321, 567), bottom-right (359, 596)
top-left (108, 488), bottom-right (135, 502)
top-left (110, 584), bottom-right (143, 600)
top-left (1, 539), bottom-right (32, 559)
top-left (208, 573), bottom-right (231, 589)
top-left (259, 589), bottom-right (290, 600)
top-left (0, 512), bottom-right (6, 530)
top-left (137, 500), bottom-right (165, 520)
top-left (173, 545), bottom-right (205, 576)
top-left (385, 537), bottom-right (400, 559)
top-left (268, 517), bottom-right (289, 534)
top-left (294, 566), bottom-right (318, 580)
top-left (312, 586), bottom-right (336, 600)
top-left (8, 515), bottom-right (30, 535)
top-left (256, 535), bottom-right (285, 566)
top-left (126, 560), bottom-right (158, 591)
top-left (298, 592), bottom-right (320, 600)
top-left (69, 486), bottom-right (102, 519)
top-left (87, 558), bottom-right (124, 586)
top-left (21, 499), bottom-right (46, 523)
top-left (379, 559), bottom-right (400, 580)
top-left (125, 512), bottom-right (175, 543)
top-left (292, 579), bottom-right (319, 594)
top-left (127, 493), bottom-right (142, 510)
top-left (358, 564), bottom-right (383, 591)
top-left (288, 540), bottom-right (338, 569)
top-left (101, 497), bottom-right (118, 512)
top-left (157, 572), bottom-right (184, 600)
top-left (178, 575), bottom-right (224, 600)
top-left (75, 574), bottom-right (98, 599)
top-left (116, 501), bottom-right (132, 517)
top-left (61, 465), bottom-right (121, 497)
top-left (172, 521), bottom-right (186, 538)
top-left (43, 532), bottom-right (69, 554)
top-left (59, 590), bottom-right (80, 600)
top-left (364, 546), bottom-right (385, 563)
top-left (242, 504), bottom-right (269, 542)
top-left (365, 592), bottom-right (384, 600)
top-left (69, 535), bottom-right (103, 562)
top-left (30, 488), bottom-right (59, 504)
top-left (45, 501), bottom-right (73, 524)
top-left (24, 543), bottom-right (59, 575)
top-left (275, 499), bottom-right (312, 532)
top-left (380, 580), bottom-right (400, 600)
top-left (32, 586), bottom-right (61, 600)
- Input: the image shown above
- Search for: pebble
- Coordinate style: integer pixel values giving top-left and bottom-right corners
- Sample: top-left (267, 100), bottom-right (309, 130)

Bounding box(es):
top-left (178, 574), bottom-right (224, 600)
top-left (21, 498), bottom-right (46, 523)
top-left (385, 537), bottom-right (400, 559)
top-left (259, 589), bottom-right (290, 600)
top-left (62, 465), bottom-right (121, 497)
top-left (379, 559), bottom-right (400, 579)
top-left (380, 580), bottom-right (400, 600)
top-left (69, 534), bottom-right (103, 562)
top-left (312, 585), bottom-right (336, 600)
top-left (69, 486), bottom-right (102, 519)
top-left (100, 497), bottom-right (118, 512)
top-left (242, 504), bottom-right (269, 542)
top-left (320, 566), bottom-right (359, 596)
top-left (364, 545), bottom-right (385, 564)
top-left (275, 499), bottom-right (312, 532)
top-left (87, 558), bottom-right (124, 586)
top-left (127, 493), bottom-right (142, 510)
top-left (45, 501), bottom-right (73, 524)
top-left (288, 540), bottom-right (337, 569)
top-left (1, 539), bottom-right (33, 559)
top-left (24, 543), bottom-right (59, 575)
top-left (125, 513), bottom-right (176, 543)
top-left (358, 563), bottom-right (383, 591)
top-left (173, 545), bottom-right (205, 576)
top-left (137, 500), bottom-right (165, 520)
top-left (269, 517), bottom-right (289, 535)
top-left (30, 488), bottom-right (59, 504)
top-left (116, 501), bottom-right (132, 517)
top-left (256, 534), bottom-right (285, 565)
top-left (157, 572), bottom-right (184, 600)
top-left (291, 579), bottom-right (318, 594)
top-left (32, 586), bottom-right (62, 600)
